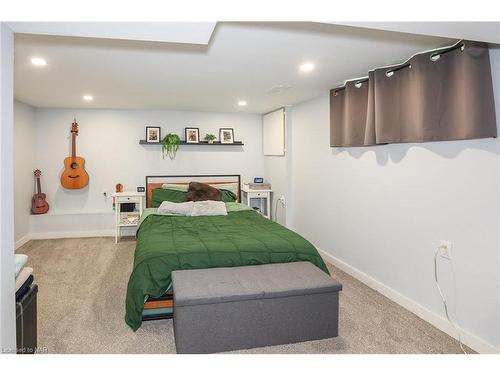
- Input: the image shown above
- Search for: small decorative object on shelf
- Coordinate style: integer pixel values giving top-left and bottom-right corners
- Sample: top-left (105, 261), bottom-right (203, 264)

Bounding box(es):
top-left (185, 128), bottom-right (200, 144)
top-left (219, 128), bottom-right (235, 144)
top-left (204, 133), bottom-right (217, 144)
top-left (115, 183), bottom-right (123, 193)
top-left (137, 186), bottom-right (145, 193)
top-left (145, 126), bottom-right (161, 143)
top-left (161, 133), bottom-right (181, 160)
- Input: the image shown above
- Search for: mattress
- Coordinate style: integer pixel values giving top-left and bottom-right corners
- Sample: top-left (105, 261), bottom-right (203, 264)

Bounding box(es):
top-left (16, 267), bottom-right (33, 292)
top-left (16, 275), bottom-right (34, 301)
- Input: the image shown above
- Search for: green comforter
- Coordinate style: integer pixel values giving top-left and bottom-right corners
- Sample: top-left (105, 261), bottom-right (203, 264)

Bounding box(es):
top-left (125, 203), bottom-right (329, 330)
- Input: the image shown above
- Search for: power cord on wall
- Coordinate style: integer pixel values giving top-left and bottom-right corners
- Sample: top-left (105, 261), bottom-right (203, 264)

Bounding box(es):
top-left (434, 245), bottom-right (468, 354)
top-left (274, 197), bottom-right (286, 223)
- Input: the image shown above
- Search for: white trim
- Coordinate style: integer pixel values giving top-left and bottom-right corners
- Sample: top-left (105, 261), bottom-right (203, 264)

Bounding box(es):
top-left (317, 248), bottom-right (500, 354)
top-left (30, 211), bottom-right (114, 217)
top-left (15, 233), bottom-right (31, 250)
top-left (30, 230), bottom-right (115, 240)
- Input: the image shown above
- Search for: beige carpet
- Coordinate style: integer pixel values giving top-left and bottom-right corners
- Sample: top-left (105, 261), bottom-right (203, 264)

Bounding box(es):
top-left (17, 237), bottom-right (471, 354)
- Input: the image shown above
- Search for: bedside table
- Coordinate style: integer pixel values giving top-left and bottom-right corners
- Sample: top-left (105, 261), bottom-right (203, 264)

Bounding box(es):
top-left (112, 191), bottom-right (145, 243)
top-left (241, 185), bottom-right (272, 219)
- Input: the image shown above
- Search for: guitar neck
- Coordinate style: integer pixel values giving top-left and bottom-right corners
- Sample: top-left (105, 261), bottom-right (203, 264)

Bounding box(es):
top-left (72, 132), bottom-right (76, 158)
top-left (36, 177), bottom-right (42, 196)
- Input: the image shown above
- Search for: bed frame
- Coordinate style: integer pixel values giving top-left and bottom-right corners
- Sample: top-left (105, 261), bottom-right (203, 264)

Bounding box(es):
top-left (145, 174), bottom-right (241, 208)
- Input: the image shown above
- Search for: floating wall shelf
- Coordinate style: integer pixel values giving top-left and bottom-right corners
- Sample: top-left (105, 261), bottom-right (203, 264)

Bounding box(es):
top-left (139, 140), bottom-right (244, 146)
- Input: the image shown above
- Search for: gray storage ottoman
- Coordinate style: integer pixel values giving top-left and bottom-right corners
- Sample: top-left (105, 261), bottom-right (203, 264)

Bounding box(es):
top-left (172, 261), bottom-right (342, 353)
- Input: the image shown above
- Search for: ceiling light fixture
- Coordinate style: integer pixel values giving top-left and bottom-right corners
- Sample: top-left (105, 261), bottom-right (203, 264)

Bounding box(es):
top-left (30, 57), bottom-right (47, 67)
top-left (83, 95), bottom-right (94, 102)
top-left (299, 62), bottom-right (315, 73)
top-left (238, 100), bottom-right (247, 107)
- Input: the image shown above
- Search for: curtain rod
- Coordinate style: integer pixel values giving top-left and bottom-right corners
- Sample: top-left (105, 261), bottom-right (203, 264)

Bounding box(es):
top-left (332, 40), bottom-right (466, 93)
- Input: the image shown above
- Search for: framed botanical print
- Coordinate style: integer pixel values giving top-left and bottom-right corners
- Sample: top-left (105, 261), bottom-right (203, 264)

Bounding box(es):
top-left (146, 126), bottom-right (161, 143)
top-left (219, 128), bottom-right (234, 144)
top-left (185, 127), bottom-right (200, 143)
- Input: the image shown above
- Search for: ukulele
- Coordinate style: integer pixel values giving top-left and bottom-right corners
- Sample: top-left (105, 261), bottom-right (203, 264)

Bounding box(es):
top-left (31, 170), bottom-right (49, 214)
top-left (60, 119), bottom-right (89, 189)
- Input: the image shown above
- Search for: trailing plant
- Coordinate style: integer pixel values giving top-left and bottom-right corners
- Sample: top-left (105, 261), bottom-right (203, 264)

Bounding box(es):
top-left (161, 133), bottom-right (180, 160)
top-left (204, 133), bottom-right (217, 143)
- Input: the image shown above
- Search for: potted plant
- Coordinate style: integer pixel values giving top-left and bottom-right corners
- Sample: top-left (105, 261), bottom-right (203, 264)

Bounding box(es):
top-left (161, 133), bottom-right (180, 160)
top-left (204, 133), bottom-right (217, 144)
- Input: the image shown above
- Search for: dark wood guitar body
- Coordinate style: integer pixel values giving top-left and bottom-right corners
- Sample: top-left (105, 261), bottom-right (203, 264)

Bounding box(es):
top-left (31, 169), bottom-right (49, 214)
top-left (60, 119), bottom-right (89, 190)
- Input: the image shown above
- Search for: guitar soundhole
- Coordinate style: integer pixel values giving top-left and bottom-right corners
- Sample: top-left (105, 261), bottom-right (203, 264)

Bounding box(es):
top-left (71, 162), bottom-right (79, 169)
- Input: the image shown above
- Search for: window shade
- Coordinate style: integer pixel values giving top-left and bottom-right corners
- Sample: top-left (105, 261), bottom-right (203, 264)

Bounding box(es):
top-left (330, 41), bottom-right (497, 147)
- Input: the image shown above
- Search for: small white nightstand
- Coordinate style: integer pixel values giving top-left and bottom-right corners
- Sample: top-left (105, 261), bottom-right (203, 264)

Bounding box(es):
top-left (112, 191), bottom-right (145, 243)
top-left (241, 185), bottom-right (272, 219)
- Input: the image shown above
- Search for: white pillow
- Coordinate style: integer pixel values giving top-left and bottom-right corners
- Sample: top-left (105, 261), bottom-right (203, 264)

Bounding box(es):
top-left (158, 201), bottom-right (194, 216)
top-left (191, 200), bottom-right (227, 216)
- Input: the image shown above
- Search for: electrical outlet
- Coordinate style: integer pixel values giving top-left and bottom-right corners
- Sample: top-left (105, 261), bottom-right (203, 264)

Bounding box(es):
top-left (279, 195), bottom-right (285, 205)
top-left (439, 240), bottom-right (452, 259)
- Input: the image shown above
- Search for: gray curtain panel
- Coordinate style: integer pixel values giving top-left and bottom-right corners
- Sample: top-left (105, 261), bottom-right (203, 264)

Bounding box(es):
top-left (330, 75), bottom-right (376, 146)
top-left (330, 41), bottom-right (497, 147)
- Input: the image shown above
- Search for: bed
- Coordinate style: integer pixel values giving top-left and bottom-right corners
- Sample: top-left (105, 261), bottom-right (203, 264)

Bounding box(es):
top-left (125, 174), bottom-right (329, 331)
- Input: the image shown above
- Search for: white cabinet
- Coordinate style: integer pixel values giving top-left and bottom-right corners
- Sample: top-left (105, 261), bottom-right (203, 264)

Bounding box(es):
top-left (241, 185), bottom-right (272, 220)
top-left (112, 191), bottom-right (145, 243)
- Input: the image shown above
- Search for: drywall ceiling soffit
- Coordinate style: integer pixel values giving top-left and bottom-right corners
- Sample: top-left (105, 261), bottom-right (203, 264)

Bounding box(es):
top-left (7, 22), bottom-right (217, 44)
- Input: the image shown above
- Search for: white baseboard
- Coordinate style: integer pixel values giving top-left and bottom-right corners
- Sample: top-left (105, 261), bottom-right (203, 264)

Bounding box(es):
top-left (15, 229), bottom-right (115, 249)
top-left (30, 230), bottom-right (115, 240)
top-left (15, 234), bottom-right (32, 250)
top-left (317, 248), bottom-right (499, 354)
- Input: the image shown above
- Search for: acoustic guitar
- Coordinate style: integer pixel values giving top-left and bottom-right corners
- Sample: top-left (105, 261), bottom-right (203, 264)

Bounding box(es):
top-left (31, 169), bottom-right (49, 214)
top-left (60, 119), bottom-right (89, 189)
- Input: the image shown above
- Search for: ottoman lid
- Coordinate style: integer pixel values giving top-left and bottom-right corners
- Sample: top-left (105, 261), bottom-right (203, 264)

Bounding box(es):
top-left (172, 262), bottom-right (342, 307)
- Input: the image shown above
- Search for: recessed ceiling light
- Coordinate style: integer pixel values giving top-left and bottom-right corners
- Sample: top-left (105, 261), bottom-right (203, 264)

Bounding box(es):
top-left (83, 95), bottom-right (94, 102)
top-left (30, 57), bottom-right (47, 67)
top-left (238, 100), bottom-right (247, 107)
top-left (299, 62), bottom-right (315, 73)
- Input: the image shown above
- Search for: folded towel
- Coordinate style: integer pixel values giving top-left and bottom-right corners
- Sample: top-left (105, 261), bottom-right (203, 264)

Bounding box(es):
top-left (191, 200), bottom-right (227, 216)
top-left (158, 201), bottom-right (194, 216)
top-left (15, 267), bottom-right (33, 292)
top-left (15, 254), bottom-right (28, 277)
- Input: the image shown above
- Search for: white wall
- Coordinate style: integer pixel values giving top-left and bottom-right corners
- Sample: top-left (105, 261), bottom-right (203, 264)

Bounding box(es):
top-left (0, 22), bottom-right (16, 352)
top-left (288, 48), bottom-right (500, 353)
top-left (14, 101), bottom-right (36, 247)
top-left (28, 108), bottom-right (263, 236)
top-left (264, 155), bottom-right (286, 223)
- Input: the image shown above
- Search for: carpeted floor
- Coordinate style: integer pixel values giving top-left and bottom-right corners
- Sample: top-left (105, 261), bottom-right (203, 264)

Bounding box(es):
top-left (17, 237), bottom-right (471, 354)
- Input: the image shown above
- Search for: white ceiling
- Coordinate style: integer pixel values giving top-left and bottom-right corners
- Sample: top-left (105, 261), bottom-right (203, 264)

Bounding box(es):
top-left (14, 22), bottom-right (453, 113)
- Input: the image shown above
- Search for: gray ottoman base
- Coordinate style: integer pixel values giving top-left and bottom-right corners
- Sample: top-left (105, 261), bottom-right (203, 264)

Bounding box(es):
top-left (174, 291), bottom-right (339, 354)
top-left (172, 262), bottom-right (342, 354)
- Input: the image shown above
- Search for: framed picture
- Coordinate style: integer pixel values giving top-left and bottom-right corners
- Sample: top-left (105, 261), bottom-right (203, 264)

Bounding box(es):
top-left (146, 126), bottom-right (161, 143)
top-left (219, 128), bottom-right (234, 144)
top-left (185, 127), bottom-right (200, 143)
